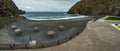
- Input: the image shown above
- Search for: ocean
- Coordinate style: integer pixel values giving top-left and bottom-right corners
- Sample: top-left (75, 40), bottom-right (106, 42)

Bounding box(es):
top-left (22, 12), bottom-right (88, 20)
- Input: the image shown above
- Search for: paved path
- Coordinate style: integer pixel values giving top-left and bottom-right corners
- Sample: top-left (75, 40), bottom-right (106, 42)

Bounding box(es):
top-left (0, 19), bottom-right (120, 51)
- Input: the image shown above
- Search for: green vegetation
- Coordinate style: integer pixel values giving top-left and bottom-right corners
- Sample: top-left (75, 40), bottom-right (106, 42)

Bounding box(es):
top-left (117, 25), bottom-right (120, 29)
top-left (105, 16), bottom-right (120, 20)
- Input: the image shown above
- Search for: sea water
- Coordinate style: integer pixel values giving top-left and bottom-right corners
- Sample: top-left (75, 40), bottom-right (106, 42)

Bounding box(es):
top-left (22, 12), bottom-right (88, 20)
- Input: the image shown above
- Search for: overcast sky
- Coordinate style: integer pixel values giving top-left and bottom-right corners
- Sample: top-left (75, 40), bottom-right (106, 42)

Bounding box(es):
top-left (13, 0), bottom-right (79, 12)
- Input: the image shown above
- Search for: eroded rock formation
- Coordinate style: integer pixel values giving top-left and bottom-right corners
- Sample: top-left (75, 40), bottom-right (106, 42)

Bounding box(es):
top-left (0, 0), bottom-right (17, 17)
top-left (0, 0), bottom-right (25, 17)
top-left (67, 0), bottom-right (120, 16)
top-left (0, 0), bottom-right (25, 29)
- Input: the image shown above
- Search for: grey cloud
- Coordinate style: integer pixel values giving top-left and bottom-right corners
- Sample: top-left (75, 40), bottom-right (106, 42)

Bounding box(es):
top-left (13, 0), bottom-right (79, 12)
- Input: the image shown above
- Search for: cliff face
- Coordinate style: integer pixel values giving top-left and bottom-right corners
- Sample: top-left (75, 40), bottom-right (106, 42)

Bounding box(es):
top-left (0, 0), bottom-right (25, 29)
top-left (67, 0), bottom-right (120, 16)
top-left (0, 0), bottom-right (24, 17)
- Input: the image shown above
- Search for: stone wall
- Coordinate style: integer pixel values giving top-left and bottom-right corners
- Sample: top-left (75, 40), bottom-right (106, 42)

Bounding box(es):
top-left (0, 17), bottom-right (17, 29)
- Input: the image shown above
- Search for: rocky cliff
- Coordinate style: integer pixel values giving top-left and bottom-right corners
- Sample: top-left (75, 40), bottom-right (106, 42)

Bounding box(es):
top-left (0, 0), bottom-right (25, 17)
top-left (0, 0), bottom-right (25, 29)
top-left (67, 0), bottom-right (120, 16)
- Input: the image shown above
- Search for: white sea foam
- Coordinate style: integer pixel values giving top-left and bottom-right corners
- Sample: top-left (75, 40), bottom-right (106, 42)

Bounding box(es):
top-left (23, 12), bottom-right (88, 21)
top-left (26, 15), bottom-right (88, 21)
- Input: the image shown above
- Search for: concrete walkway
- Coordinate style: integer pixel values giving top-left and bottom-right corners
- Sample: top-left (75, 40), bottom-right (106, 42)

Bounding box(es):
top-left (1, 19), bottom-right (120, 51)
